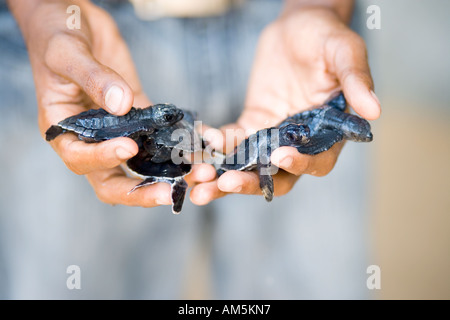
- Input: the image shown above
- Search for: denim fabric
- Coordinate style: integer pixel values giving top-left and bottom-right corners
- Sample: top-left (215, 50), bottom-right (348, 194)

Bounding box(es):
top-left (0, 0), bottom-right (371, 299)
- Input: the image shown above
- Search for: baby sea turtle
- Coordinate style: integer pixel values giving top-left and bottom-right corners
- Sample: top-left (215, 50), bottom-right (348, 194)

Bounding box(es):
top-left (216, 91), bottom-right (373, 202)
top-left (216, 123), bottom-right (311, 202)
top-left (45, 104), bottom-right (184, 142)
top-left (278, 91), bottom-right (373, 154)
top-left (46, 104), bottom-right (199, 214)
top-left (125, 110), bottom-right (202, 214)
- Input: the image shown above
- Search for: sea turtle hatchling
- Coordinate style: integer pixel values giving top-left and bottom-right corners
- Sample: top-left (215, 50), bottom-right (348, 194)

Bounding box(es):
top-left (125, 109), bottom-right (203, 214)
top-left (216, 91), bottom-right (373, 202)
top-left (46, 104), bottom-right (199, 214)
top-left (216, 123), bottom-right (311, 202)
top-left (45, 103), bottom-right (184, 142)
top-left (278, 91), bottom-right (373, 155)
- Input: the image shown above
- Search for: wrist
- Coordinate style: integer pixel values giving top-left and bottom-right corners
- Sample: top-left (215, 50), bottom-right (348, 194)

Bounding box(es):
top-left (281, 0), bottom-right (354, 23)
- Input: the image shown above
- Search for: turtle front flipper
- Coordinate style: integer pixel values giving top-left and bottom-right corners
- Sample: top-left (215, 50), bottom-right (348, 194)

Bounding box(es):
top-left (171, 178), bottom-right (188, 214)
top-left (127, 176), bottom-right (159, 194)
top-left (296, 128), bottom-right (344, 155)
top-left (257, 163), bottom-right (274, 202)
top-left (45, 125), bottom-right (66, 141)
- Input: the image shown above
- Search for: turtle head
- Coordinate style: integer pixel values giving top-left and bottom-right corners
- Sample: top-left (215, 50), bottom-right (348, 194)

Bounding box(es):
top-left (342, 116), bottom-right (373, 142)
top-left (279, 124), bottom-right (310, 146)
top-left (149, 103), bottom-right (184, 127)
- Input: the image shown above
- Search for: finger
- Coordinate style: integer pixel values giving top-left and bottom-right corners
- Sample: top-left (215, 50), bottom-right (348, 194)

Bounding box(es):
top-left (271, 143), bottom-right (343, 177)
top-left (220, 124), bottom-right (254, 154)
top-left (51, 135), bottom-right (138, 175)
top-left (217, 170), bottom-right (299, 197)
top-left (271, 147), bottom-right (312, 176)
top-left (199, 124), bottom-right (225, 153)
top-left (217, 171), bottom-right (261, 195)
top-left (133, 91), bottom-right (152, 109)
top-left (327, 32), bottom-right (381, 120)
top-left (184, 163), bottom-right (217, 186)
top-left (86, 167), bottom-right (173, 207)
top-left (45, 33), bottom-right (134, 115)
top-left (190, 180), bottom-right (227, 206)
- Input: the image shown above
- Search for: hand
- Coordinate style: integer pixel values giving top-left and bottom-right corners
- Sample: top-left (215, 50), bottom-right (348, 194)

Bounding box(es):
top-left (12, 0), bottom-right (215, 207)
top-left (190, 7), bottom-right (381, 204)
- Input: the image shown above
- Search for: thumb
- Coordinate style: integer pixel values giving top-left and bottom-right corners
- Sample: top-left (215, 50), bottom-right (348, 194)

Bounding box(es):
top-left (45, 33), bottom-right (134, 115)
top-left (327, 32), bottom-right (381, 120)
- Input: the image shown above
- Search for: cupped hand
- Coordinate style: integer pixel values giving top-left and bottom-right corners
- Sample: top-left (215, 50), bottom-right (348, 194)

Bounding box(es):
top-left (190, 7), bottom-right (381, 205)
top-left (19, 0), bottom-right (215, 207)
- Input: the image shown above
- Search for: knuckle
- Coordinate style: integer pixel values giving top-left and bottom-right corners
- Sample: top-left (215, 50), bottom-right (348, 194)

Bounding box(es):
top-left (310, 154), bottom-right (337, 177)
top-left (44, 32), bottom-right (69, 69)
top-left (274, 177), bottom-right (296, 197)
top-left (92, 181), bottom-right (119, 205)
top-left (346, 32), bottom-right (366, 48)
top-left (277, 183), bottom-right (293, 196)
top-left (63, 159), bottom-right (84, 175)
top-left (96, 190), bottom-right (116, 205)
top-left (292, 157), bottom-right (310, 175)
top-left (84, 67), bottom-right (103, 94)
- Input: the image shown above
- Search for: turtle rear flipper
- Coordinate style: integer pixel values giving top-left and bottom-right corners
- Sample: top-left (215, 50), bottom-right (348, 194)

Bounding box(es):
top-left (171, 178), bottom-right (188, 214)
top-left (259, 173), bottom-right (274, 202)
top-left (127, 176), bottom-right (188, 214)
top-left (257, 162), bottom-right (274, 202)
top-left (45, 125), bottom-right (66, 141)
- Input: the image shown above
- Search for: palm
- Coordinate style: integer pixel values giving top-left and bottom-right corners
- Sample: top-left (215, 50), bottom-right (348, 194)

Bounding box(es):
top-left (190, 8), bottom-right (380, 204)
top-left (239, 9), bottom-right (353, 132)
top-left (29, 1), bottom-right (214, 208)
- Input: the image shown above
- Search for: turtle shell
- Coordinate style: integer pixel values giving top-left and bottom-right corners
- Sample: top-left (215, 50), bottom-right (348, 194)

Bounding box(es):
top-left (45, 104), bottom-right (184, 142)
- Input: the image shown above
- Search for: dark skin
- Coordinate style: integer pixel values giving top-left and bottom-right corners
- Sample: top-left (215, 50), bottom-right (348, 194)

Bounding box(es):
top-left (8, 0), bottom-right (380, 208)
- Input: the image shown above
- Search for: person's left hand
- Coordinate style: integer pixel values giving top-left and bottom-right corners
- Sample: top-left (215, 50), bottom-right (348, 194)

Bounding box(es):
top-left (189, 7), bottom-right (381, 205)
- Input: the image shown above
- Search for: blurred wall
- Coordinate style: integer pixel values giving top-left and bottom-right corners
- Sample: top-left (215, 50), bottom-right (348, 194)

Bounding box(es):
top-left (357, 0), bottom-right (450, 299)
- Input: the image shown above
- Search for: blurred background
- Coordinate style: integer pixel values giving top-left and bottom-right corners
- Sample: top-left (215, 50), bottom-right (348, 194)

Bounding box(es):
top-left (360, 0), bottom-right (450, 299)
top-left (0, 0), bottom-right (448, 299)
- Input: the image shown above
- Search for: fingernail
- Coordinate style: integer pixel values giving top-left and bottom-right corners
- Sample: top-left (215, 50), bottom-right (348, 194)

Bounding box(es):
top-left (231, 185), bottom-right (242, 193)
top-left (105, 85), bottom-right (124, 113)
top-left (116, 147), bottom-right (134, 160)
top-left (370, 90), bottom-right (380, 106)
top-left (280, 156), bottom-right (293, 169)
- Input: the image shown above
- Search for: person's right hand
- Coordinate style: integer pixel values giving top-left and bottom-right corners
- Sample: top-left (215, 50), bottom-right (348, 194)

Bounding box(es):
top-left (11, 0), bottom-right (215, 207)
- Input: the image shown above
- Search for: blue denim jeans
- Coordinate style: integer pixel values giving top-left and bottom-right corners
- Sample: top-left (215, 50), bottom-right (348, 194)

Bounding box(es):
top-left (0, 0), bottom-right (371, 299)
